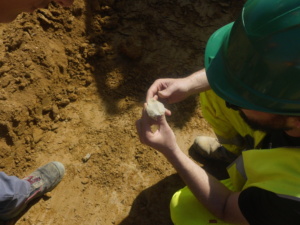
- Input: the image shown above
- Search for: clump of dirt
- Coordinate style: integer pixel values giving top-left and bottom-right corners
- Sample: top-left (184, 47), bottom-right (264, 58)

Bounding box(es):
top-left (0, 0), bottom-right (243, 224)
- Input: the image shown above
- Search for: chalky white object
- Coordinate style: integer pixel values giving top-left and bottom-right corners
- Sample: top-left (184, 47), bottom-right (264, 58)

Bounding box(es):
top-left (82, 153), bottom-right (91, 163)
top-left (146, 98), bottom-right (166, 120)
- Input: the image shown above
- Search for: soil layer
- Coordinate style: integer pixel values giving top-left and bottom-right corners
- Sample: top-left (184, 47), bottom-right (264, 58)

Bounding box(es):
top-left (0, 1), bottom-right (243, 224)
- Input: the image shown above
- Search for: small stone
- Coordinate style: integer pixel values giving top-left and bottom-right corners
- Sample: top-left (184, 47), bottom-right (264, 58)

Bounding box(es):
top-left (57, 99), bottom-right (70, 107)
top-left (0, 93), bottom-right (7, 100)
top-left (68, 93), bottom-right (77, 102)
top-left (32, 128), bottom-right (43, 143)
top-left (43, 106), bottom-right (52, 112)
top-left (146, 98), bottom-right (166, 120)
top-left (24, 60), bottom-right (32, 67)
top-left (51, 124), bottom-right (59, 131)
top-left (44, 192), bottom-right (52, 198)
top-left (82, 153), bottom-right (91, 163)
top-left (81, 178), bottom-right (89, 184)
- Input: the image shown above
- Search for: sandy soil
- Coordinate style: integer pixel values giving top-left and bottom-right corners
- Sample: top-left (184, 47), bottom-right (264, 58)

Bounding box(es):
top-left (0, 1), bottom-right (243, 224)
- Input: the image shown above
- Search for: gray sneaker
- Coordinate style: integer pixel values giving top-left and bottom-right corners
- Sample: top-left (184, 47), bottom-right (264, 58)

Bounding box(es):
top-left (0, 161), bottom-right (65, 221)
top-left (192, 136), bottom-right (237, 163)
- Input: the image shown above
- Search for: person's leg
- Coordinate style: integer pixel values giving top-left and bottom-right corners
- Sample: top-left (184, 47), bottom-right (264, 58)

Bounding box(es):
top-left (192, 90), bottom-right (266, 162)
top-left (0, 172), bottom-right (30, 216)
top-left (170, 179), bottom-right (234, 225)
top-left (0, 161), bottom-right (65, 221)
top-left (192, 136), bottom-right (238, 163)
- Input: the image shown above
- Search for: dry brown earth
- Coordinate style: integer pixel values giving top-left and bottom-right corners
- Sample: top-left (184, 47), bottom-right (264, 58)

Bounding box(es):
top-left (0, 1), bottom-right (243, 224)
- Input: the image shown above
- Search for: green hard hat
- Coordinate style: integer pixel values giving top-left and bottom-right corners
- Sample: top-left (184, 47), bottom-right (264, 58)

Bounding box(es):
top-left (205, 0), bottom-right (300, 115)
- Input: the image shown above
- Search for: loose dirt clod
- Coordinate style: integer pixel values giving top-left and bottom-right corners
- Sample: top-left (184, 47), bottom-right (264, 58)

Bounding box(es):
top-left (44, 192), bottom-right (52, 198)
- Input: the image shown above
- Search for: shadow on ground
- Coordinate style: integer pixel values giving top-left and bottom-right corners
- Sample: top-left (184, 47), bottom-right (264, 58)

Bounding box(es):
top-left (119, 173), bottom-right (185, 225)
top-left (0, 196), bottom-right (49, 225)
top-left (119, 147), bottom-right (230, 225)
top-left (188, 145), bottom-right (230, 180)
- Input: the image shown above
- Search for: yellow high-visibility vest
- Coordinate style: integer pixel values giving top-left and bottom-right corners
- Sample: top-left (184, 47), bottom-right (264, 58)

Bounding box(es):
top-left (200, 90), bottom-right (266, 154)
top-left (228, 147), bottom-right (300, 200)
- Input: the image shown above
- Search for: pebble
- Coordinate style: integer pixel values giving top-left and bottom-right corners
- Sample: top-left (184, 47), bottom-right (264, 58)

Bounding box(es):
top-left (146, 98), bottom-right (166, 120)
top-left (81, 178), bottom-right (89, 184)
top-left (82, 153), bottom-right (91, 163)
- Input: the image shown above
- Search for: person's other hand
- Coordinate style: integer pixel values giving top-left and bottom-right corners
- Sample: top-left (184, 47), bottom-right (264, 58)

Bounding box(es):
top-left (136, 103), bottom-right (179, 155)
top-left (146, 78), bottom-right (191, 105)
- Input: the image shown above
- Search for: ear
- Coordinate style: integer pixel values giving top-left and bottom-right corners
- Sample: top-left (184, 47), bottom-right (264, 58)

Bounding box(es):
top-left (289, 117), bottom-right (300, 128)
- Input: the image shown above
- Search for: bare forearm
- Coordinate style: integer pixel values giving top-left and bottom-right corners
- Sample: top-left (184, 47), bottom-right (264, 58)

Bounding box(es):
top-left (185, 69), bottom-right (211, 96)
top-left (137, 104), bottom-right (247, 224)
top-left (162, 147), bottom-right (232, 219)
top-left (161, 146), bottom-right (248, 224)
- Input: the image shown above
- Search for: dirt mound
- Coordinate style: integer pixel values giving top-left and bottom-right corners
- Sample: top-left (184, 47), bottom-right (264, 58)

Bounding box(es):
top-left (0, 1), bottom-right (243, 224)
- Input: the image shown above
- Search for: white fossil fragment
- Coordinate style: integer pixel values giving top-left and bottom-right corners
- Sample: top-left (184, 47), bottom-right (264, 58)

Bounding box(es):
top-left (146, 98), bottom-right (166, 120)
top-left (82, 153), bottom-right (91, 163)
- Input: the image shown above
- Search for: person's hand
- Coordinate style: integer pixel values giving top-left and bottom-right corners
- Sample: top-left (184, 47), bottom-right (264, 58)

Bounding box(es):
top-left (146, 69), bottom-right (210, 106)
top-left (136, 103), bottom-right (179, 155)
top-left (146, 78), bottom-right (191, 105)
